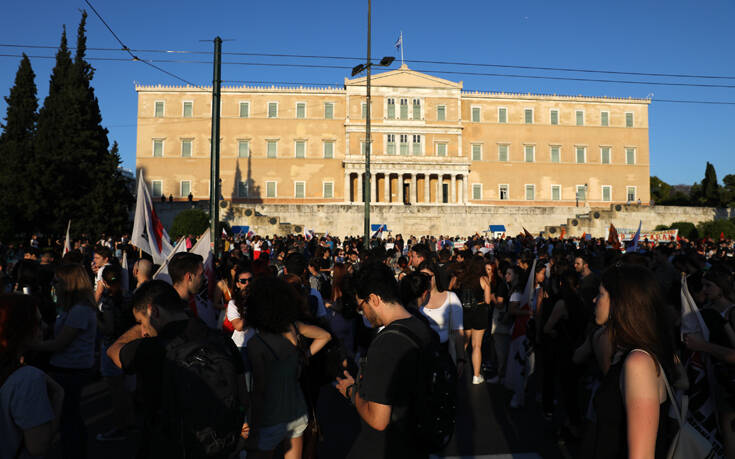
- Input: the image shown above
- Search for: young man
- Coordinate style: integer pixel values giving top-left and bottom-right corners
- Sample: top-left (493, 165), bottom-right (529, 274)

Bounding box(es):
top-left (132, 259), bottom-right (153, 289)
top-left (336, 262), bottom-right (433, 459)
top-left (573, 253), bottom-right (599, 313)
top-left (168, 252), bottom-right (204, 304)
top-left (93, 245), bottom-right (113, 303)
top-left (107, 280), bottom-right (248, 458)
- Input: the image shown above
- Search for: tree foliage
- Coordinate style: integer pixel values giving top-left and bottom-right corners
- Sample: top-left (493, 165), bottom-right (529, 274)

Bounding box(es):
top-left (169, 209), bottom-right (209, 241)
top-left (669, 222), bottom-right (698, 240)
top-left (697, 220), bottom-right (735, 240)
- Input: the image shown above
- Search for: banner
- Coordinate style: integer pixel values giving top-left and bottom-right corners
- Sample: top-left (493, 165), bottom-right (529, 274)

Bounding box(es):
top-left (619, 228), bottom-right (678, 242)
top-left (505, 259), bottom-right (537, 404)
top-left (190, 231), bottom-right (218, 329)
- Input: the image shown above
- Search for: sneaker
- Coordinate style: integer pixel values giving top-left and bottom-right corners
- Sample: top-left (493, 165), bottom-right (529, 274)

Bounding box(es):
top-left (472, 375), bottom-right (485, 385)
top-left (486, 375), bottom-right (500, 384)
top-left (96, 427), bottom-right (127, 442)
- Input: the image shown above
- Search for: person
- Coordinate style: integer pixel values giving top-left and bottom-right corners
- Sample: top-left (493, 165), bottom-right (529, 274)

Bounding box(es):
top-left (326, 262), bottom-right (359, 364)
top-left (170, 252), bottom-right (204, 304)
top-left (574, 253), bottom-right (599, 314)
top-left (453, 257), bottom-right (491, 384)
top-left (409, 243), bottom-right (430, 269)
top-left (335, 262), bottom-right (434, 459)
top-left (30, 263), bottom-right (97, 459)
top-left (584, 263), bottom-right (675, 458)
top-left (419, 262), bottom-right (465, 378)
top-left (132, 258), bottom-right (153, 289)
top-left (93, 245), bottom-right (112, 303)
top-left (227, 266), bottom-right (255, 367)
top-left (246, 276), bottom-right (331, 459)
top-left (0, 294), bottom-right (64, 459)
top-left (107, 280), bottom-right (249, 458)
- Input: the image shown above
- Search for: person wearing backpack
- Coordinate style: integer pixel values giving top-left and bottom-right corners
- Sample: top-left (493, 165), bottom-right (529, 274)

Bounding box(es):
top-left (335, 262), bottom-right (438, 459)
top-left (107, 280), bottom-right (249, 459)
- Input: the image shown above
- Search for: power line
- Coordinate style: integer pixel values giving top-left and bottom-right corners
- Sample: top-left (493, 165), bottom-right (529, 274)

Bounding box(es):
top-left (2, 42), bottom-right (735, 81)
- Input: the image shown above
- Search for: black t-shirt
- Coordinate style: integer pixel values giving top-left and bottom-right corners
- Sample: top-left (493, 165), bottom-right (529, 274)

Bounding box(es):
top-left (348, 315), bottom-right (432, 459)
top-left (579, 272), bottom-right (600, 311)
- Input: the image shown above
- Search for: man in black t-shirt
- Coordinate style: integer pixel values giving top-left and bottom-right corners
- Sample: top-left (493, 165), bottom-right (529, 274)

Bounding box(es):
top-left (336, 263), bottom-right (432, 459)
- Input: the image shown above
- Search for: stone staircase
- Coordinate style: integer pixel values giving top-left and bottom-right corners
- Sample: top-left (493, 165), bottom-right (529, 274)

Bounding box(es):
top-left (544, 203), bottom-right (643, 238)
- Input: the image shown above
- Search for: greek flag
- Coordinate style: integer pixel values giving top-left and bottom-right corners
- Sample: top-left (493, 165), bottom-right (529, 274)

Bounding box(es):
top-left (394, 34), bottom-right (402, 50)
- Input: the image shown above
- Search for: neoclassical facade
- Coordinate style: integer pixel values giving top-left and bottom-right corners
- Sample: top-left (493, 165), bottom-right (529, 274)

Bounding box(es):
top-left (135, 65), bottom-right (651, 207)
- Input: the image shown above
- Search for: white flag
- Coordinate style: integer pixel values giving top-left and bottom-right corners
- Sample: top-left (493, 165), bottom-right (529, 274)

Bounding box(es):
top-left (120, 251), bottom-right (130, 294)
top-left (152, 237), bottom-right (188, 285)
top-left (190, 231), bottom-right (218, 329)
top-left (63, 220), bottom-right (72, 255)
top-left (681, 273), bottom-right (709, 341)
top-left (131, 170), bottom-right (174, 265)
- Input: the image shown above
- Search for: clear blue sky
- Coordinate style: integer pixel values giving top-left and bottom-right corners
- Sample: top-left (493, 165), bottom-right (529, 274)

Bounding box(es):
top-left (1, 0), bottom-right (733, 185)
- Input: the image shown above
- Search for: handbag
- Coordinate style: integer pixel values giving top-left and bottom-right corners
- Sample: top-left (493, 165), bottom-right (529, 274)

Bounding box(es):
top-left (660, 364), bottom-right (713, 459)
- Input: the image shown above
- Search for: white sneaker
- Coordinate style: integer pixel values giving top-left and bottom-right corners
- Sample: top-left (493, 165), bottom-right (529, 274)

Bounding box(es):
top-left (472, 375), bottom-right (485, 385)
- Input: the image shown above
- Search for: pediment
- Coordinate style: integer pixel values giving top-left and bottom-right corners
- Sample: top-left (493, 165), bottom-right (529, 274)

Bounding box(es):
top-left (345, 65), bottom-right (462, 90)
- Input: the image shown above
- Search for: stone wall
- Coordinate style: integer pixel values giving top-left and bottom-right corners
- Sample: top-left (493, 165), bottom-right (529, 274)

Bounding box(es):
top-left (152, 202), bottom-right (734, 238)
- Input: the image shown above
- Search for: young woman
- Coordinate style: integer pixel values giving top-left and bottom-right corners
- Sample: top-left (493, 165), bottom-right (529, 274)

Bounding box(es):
top-left (586, 263), bottom-right (675, 459)
top-left (227, 266), bottom-right (256, 361)
top-left (246, 277), bottom-right (331, 459)
top-left (214, 257), bottom-right (237, 330)
top-left (325, 263), bottom-right (358, 364)
top-left (30, 263), bottom-right (97, 459)
top-left (419, 263), bottom-right (466, 379)
top-left (455, 257), bottom-right (492, 384)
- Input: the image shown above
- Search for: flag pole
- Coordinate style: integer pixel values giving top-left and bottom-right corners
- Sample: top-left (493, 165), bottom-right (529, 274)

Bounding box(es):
top-left (400, 31), bottom-right (404, 66)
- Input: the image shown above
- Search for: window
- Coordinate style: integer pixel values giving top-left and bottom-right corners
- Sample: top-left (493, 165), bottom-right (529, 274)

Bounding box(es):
top-left (183, 101), bottom-right (193, 118)
top-left (180, 180), bottom-right (191, 197)
top-left (399, 99), bottom-right (408, 120)
top-left (181, 139), bottom-right (192, 158)
top-left (436, 142), bottom-right (447, 157)
top-left (387, 98), bottom-right (395, 119)
top-left (268, 102), bottom-right (278, 118)
top-left (602, 185), bottom-right (612, 202)
top-left (524, 108), bottom-right (533, 124)
top-left (625, 112), bottom-right (634, 128)
top-left (551, 184), bottom-right (561, 201)
top-left (627, 186), bottom-right (636, 202)
top-left (267, 140), bottom-right (277, 158)
top-left (525, 184), bottom-right (535, 201)
top-left (295, 140), bottom-right (306, 158)
top-left (151, 180), bottom-right (162, 197)
top-left (386, 135), bottom-right (395, 155)
top-left (601, 146), bottom-right (611, 164)
top-left (239, 102), bottom-right (250, 118)
top-left (498, 144), bottom-right (509, 162)
top-left (399, 134), bottom-right (409, 155)
top-left (498, 107), bottom-right (507, 123)
top-left (154, 101), bottom-right (164, 117)
top-left (550, 109), bottom-right (559, 125)
top-left (323, 141), bottom-right (334, 159)
top-left (524, 145), bottom-right (535, 162)
top-left (471, 144), bottom-right (482, 161)
top-left (296, 102), bottom-right (306, 119)
top-left (437, 105), bottom-right (446, 121)
top-left (237, 181), bottom-right (248, 198)
top-left (601, 111), bottom-right (609, 127)
top-left (576, 185), bottom-right (587, 201)
top-left (294, 181), bottom-right (305, 198)
top-left (361, 102), bottom-right (367, 119)
top-left (625, 147), bottom-right (636, 165)
top-left (324, 102), bottom-right (334, 119)
top-left (499, 184), bottom-right (509, 200)
top-left (323, 182), bottom-right (334, 198)
top-left (576, 110), bottom-right (584, 126)
top-left (238, 140), bottom-right (250, 158)
top-left (472, 184), bottom-right (482, 200)
top-left (412, 98), bottom-right (421, 119)
top-left (550, 146), bottom-right (560, 163)
top-left (153, 139), bottom-right (164, 157)
top-left (471, 106), bottom-right (481, 122)
top-left (266, 182), bottom-right (277, 198)
top-left (576, 146), bottom-right (586, 164)
top-left (412, 135), bottom-right (422, 155)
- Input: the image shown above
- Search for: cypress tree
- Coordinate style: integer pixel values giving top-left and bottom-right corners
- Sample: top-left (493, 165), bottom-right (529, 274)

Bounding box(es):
top-left (0, 54), bottom-right (38, 240)
top-left (701, 162), bottom-right (720, 207)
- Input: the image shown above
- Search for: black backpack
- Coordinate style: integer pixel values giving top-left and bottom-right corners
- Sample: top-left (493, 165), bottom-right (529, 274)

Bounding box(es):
top-left (458, 287), bottom-right (478, 310)
top-left (162, 319), bottom-right (246, 458)
top-left (384, 323), bottom-right (457, 454)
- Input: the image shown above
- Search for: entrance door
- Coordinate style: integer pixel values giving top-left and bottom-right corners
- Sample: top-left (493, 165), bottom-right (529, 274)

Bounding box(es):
top-left (442, 183), bottom-right (449, 203)
top-left (403, 183), bottom-right (410, 205)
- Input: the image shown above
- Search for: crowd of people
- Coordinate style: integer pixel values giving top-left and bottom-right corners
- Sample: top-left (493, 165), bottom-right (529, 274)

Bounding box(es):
top-left (0, 229), bottom-right (734, 458)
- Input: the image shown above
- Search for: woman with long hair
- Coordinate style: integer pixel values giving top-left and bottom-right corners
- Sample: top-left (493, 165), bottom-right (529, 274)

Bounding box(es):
top-left (30, 263), bottom-right (97, 459)
top-left (214, 256), bottom-right (238, 329)
top-left (455, 256), bottom-right (492, 384)
top-left (326, 263), bottom-right (358, 363)
top-left (586, 263), bottom-right (675, 458)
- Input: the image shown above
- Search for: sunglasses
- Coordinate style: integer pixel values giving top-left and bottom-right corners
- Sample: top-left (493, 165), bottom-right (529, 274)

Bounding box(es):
top-left (237, 277), bottom-right (253, 285)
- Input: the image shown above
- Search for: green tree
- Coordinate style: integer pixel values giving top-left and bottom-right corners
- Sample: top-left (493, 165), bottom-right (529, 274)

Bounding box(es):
top-left (650, 176), bottom-right (672, 204)
top-left (701, 162), bottom-right (720, 207)
top-left (169, 209), bottom-right (209, 240)
top-left (720, 174), bottom-right (735, 208)
top-left (0, 54), bottom-right (38, 240)
top-left (669, 222), bottom-right (698, 240)
top-left (697, 220), bottom-right (735, 240)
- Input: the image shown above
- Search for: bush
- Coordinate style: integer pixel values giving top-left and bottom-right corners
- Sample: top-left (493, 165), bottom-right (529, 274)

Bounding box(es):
top-left (669, 222), bottom-right (698, 240)
top-left (170, 209), bottom-right (210, 241)
top-left (654, 224), bottom-right (669, 231)
top-left (696, 219), bottom-right (735, 240)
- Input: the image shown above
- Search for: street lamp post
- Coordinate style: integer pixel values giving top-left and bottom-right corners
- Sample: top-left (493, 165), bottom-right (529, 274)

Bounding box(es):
top-left (352, 0), bottom-right (394, 249)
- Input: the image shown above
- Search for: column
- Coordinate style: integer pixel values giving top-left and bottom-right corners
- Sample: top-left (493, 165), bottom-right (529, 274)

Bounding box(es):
top-left (343, 171), bottom-right (350, 203)
top-left (398, 174), bottom-right (404, 204)
top-left (384, 173), bottom-right (390, 204)
top-left (436, 176), bottom-right (441, 204)
top-left (411, 174), bottom-right (417, 204)
top-left (451, 175), bottom-right (457, 204)
top-left (371, 172), bottom-right (377, 203)
top-left (424, 174), bottom-right (430, 203)
top-left (463, 175), bottom-right (469, 204)
top-left (357, 173), bottom-right (363, 202)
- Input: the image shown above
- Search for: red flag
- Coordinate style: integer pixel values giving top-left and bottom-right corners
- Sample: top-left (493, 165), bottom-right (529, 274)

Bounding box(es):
top-left (581, 232), bottom-right (586, 240)
top-left (608, 223), bottom-right (622, 250)
top-left (560, 227), bottom-right (566, 239)
top-left (720, 232), bottom-right (725, 241)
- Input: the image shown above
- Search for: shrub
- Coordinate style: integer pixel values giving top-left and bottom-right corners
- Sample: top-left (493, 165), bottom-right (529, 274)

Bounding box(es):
top-left (696, 219), bottom-right (735, 240)
top-left (654, 224), bottom-right (669, 231)
top-left (669, 222), bottom-right (698, 240)
top-left (169, 209), bottom-right (210, 241)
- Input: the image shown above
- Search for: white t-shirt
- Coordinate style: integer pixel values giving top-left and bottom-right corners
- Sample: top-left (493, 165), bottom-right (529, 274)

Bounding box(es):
top-left (0, 365), bottom-right (55, 459)
top-left (420, 291), bottom-right (463, 343)
top-left (226, 299), bottom-right (254, 348)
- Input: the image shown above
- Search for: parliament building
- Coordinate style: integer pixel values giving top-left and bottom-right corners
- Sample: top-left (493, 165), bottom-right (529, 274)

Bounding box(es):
top-left (135, 65), bottom-right (651, 210)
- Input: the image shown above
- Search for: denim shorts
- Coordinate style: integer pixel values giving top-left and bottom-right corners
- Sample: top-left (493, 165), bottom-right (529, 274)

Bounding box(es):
top-left (256, 414), bottom-right (309, 451)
